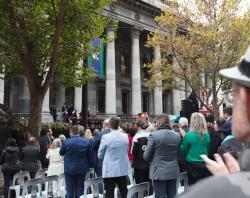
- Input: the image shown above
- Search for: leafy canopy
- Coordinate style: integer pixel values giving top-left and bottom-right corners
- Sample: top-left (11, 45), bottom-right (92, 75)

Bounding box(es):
top-left (146, 0), bottom-right (250, 112)
top-left (0, 0), bottom-right (114, 87)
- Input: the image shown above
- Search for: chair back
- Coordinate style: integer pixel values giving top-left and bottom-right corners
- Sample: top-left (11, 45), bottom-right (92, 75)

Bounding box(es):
top-left (128, 174), bottom-right (135, 185)
top-left (127, 182), bottom-right (150, 198)
top-left (12, 171), bottom-right (30, 186)
top-left (176, 172), bottom-right (189, 192)
top-left (35, 168), bottom-right (47, 178)
top-left (58, 173), bottom-right (65, 186)
top-left (84, 177), bottom-right (104, 198)
top-left (22, 175), bottom-right (59, 198)
top-left (85, 167), bottom-right (96, 180)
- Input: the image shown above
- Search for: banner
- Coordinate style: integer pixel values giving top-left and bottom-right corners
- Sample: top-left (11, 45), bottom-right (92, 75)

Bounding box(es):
top-left (88, 39), bottom-right (105, 77)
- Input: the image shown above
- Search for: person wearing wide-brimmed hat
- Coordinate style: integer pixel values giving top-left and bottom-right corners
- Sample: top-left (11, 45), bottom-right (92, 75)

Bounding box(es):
top-left (179, 46), bottom-right (250, 198)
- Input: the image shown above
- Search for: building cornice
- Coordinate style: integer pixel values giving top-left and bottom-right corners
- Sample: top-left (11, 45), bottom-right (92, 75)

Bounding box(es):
top-left (103, 2), bottom-right (158, 32)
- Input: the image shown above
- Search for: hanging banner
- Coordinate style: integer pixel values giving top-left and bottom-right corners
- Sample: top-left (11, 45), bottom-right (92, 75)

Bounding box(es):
top-left (88, 39), bottom-right (105, 77)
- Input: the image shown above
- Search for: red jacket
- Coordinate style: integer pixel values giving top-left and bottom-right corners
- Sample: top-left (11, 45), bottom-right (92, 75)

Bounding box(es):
top-left (128, 136), bottom-right (134, 161)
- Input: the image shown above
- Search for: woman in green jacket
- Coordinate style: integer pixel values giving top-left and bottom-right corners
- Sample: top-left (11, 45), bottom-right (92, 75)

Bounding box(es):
top-left (180, 112), bottom-right (210, 185)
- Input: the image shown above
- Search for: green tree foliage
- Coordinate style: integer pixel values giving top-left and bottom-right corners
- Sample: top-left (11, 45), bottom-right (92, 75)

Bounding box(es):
top-left (0, 0), bottom-right (114, 137)
top-left (147, 0), bottom-right (250, 117)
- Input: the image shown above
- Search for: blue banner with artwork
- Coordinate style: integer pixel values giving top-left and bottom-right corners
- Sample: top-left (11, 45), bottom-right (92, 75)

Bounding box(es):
top-left (88, 39), bottom-right (104, 77)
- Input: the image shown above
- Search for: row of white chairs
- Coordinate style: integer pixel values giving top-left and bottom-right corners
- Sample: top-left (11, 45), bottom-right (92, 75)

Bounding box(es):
top-left (80, 172), bottom-right (189, 198)
top-left (8, 168), bottom-right (188, 197)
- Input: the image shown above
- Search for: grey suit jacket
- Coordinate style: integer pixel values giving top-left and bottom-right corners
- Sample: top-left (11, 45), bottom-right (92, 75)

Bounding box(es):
top-left (143, 125), bottom-right (181, 180)
top-left (98, 130), bottom-right (131, 178)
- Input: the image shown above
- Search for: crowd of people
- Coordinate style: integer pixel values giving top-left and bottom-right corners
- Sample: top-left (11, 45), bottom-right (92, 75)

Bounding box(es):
top-left (1, 46), bottom-right (250, 198)
top-left (0, 107), bottom-right (243, 198)
top-left (50, 103), bottom-right (79, 123)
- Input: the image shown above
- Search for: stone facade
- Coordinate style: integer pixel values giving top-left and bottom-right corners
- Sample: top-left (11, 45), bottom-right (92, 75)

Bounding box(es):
top-left (2, 0), bottom-right (185, 119)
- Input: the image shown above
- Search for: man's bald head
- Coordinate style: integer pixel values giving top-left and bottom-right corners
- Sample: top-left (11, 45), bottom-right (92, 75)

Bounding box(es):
top-left (28, 137), bottom-right (37, 145)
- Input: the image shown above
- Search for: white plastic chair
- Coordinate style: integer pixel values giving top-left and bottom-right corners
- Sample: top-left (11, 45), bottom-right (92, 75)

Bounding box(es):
top-left (21, 175), bottom-right (59, 198)
top-left (80, 177), bottom-right (104, 198)
top-left (85, 168), bottom-right (96, 180)
top-left (35, 168), bottom-right (47, 178)
top-left (127, 182), bottom-right (150, 198)
top-left (8, 171), bottom-right (30, 198)
top-left (176, 172), bottom-right (189, 195)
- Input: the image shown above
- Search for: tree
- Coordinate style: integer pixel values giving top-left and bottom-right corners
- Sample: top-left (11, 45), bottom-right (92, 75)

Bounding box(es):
top-left (0, 0), bottom-right (114, 138)
top-left (146, 0), bottom-right (250, 118)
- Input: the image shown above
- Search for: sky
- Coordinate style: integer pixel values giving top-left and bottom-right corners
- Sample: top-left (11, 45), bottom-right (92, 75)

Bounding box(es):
top-left (240, 0), bottom-right (250, 14)
top-left (176, 0), bottom-right (250, 15)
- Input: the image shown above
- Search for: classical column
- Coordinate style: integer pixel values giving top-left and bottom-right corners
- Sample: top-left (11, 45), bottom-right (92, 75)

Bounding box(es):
top-left (131, 27), bottom-right (142, 115)
top-left (18, 76), bottom-right (30, 113)
top-left (105, 25), bottom-right (116, 114)
top-left (55, 83), bottom-right (65, 109)
top-left (42, 89), bottom-right (50, 112)
top-left (74, 86), bottom-right (82, 112)
top-left (153, 47), bottom-right (163, 115)
top-left (0, 75), bottom-right (4, 104)
top-left (42, 88), bottom-right (52, 122)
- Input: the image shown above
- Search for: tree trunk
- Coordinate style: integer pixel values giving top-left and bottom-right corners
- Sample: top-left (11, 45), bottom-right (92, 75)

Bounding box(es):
top-left (28, 91), bottom-right (44, 139)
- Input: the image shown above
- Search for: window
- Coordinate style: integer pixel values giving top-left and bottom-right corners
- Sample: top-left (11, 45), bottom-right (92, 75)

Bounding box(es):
top-left (122, 91), bottom-right (130, 114)
top-left (97, 88), bottom-right (105, 113)
top-left (143, 92), bottom-right (150, 113)
top-left (163, 91), bottom-right (171, 113)
top-left (120, 53), bottom-right (130, 77)
top-left (65, 88), bottom-right (74, 106)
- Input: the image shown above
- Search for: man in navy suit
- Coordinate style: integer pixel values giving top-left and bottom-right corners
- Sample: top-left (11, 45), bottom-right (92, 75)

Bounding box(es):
top-left (60, 125), bottom-right (93, 198)
top-left (91, 119), bottom-right (110, 177)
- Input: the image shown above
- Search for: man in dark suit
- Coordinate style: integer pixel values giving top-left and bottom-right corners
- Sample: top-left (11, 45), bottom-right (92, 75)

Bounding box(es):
top-left (60, 125), bottom-right (93, 198)
top-left (91, 119), bottom-right (110, 177)
top-left (144, 114), bottom-right (181, 198)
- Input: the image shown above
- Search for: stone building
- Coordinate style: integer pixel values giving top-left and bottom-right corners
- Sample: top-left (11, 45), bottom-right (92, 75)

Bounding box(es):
top-left (2, 0), bottom-right (186, 120)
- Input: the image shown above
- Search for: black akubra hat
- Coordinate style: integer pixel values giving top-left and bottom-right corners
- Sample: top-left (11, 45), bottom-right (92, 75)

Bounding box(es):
top-left (220, 46), bottom-right (250, 88)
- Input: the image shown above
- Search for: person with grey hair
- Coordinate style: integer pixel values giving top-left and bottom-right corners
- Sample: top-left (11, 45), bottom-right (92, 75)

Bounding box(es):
top-left (46, 138), bottom-right (64, 176)
top-left (144, 114), bottom-right (181, 198)
top-left (91, 119), bottom-right (110, 177)
top-left (78, 125), bottom-right (85, 137)
top-left (180, 112), bottom-right (210, 185)
top-left (178, 117), bottom-right (189, 132)
top-left (59, 134), bottom-right (66, 142)
top-left (60, 125), bottom-right (93, 198)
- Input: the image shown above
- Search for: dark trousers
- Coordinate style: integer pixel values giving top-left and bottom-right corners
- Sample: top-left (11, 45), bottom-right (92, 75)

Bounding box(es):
top-left (3, 170), bottom-right (18, 198)
top-left (103, 176), bottom-right (128, 198)
top-left (29, 171), bottom-right (36, 179)
top-left (94, 166), bottom-right (102, 177)
top-left (65, 174), bottom-right (86, 198)
top-left (153, 179), bottom-right (177, 198)
top-left (187, 162), bottom-right (210, 185)
top-left (134, 169), bottom-right (149, 184)
top-left (94, 166), bottom-right (103, 193)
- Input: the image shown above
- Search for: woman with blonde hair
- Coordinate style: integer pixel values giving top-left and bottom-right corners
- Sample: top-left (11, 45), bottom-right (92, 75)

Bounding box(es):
top-left (180, 112), bottom-right (210, 185)
top-left (84, 129), bottom-right (93, 139)
top-left (46, 138), bottom-right (64, 176)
